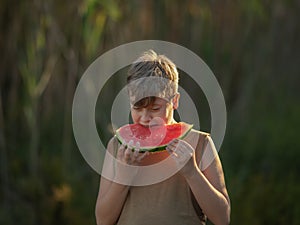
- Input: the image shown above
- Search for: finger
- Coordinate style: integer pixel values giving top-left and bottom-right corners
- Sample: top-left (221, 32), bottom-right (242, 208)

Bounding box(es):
top-left (169, 150), bottom-right (179, 158)
top-left (137, 151), bottom-right (149, 161)
top-left (133, 142), bottom-right (140, 157)
top-left (173, 138), bottom-right (179, 143)
top-left (120, 140), bottom-right (127, 149)
top-left (168, 139), bottom-right (175, 145)
top-left (166, 145), bottom-right (175, 154)
top-left (121, 143), bottom-right (127, 151)
top-left (177, 149), bottom-right (193, 164)
top-left (173, 143), bottom-right (188, 157)
top-left (167, 141), bottom-right (178, 151)
top-left (176, 146), bottom-right (193, 160)
top-left (168, 138), bottom-right (178, 146)
top-left (168, 143), bottom-right (178, 150)
top-left (172, 152), bottom-right (188, 164)
top-left (171, 138), bottom-right (180, 145)
top-left (117, 142), bottom-right (126, 158)
top-left (136, 141), bottom-right (140, 150)
top-left (177, 145), bottom-right (191, 156)
top-left (166, 144), bottom-right (179, 156)
top-left (184, 143), bottom-right (194, 156)
top-left (175, 145), bottom-right (187, 155)
top-left (166, 146), bottom-right (171, 153)
top-left (166, 148), bottom-right (172, 155)
top-left (127, 140), bottom-right (134, 151)
top-left (124, 148), bottom-right (133, 162)
top-left (176, 140), bottom-right (194, 152)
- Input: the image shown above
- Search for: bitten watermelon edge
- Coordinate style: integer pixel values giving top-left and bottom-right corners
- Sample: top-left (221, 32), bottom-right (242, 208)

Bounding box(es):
top-left (115, 122), bottom-right (193, 152)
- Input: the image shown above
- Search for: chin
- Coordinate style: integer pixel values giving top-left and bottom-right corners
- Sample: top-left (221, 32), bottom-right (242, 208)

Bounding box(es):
top-left (139, 123), bottom-right (149, 127)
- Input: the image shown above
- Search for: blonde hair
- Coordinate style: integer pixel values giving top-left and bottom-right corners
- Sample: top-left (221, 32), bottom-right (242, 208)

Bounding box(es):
top-left (127, 50), bottom-right (179, 84)
top-left (127, 50), bottom-right (179, 106)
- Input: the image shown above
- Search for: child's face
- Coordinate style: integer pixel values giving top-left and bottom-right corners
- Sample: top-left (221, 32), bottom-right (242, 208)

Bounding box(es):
top-left (130, 97), bottom-right (174, 126)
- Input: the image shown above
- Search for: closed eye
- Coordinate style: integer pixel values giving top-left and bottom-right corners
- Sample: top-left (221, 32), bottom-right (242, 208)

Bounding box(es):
top-left (132, 107), bottom-right (142, 111)
top-left (151, 107), bottom-right (161, 112)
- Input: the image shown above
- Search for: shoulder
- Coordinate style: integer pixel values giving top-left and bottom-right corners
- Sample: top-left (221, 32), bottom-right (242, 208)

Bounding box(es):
top-left (187, 129), bottom-right (211, 146)
top-left (106, 135), bottom-right (120, 154)
top-left (189, 129), bottom-right (210, 138)
top-left (108, 135), bottom-right (119, 145)
top-left (184, 129), bottom-right (215, 167)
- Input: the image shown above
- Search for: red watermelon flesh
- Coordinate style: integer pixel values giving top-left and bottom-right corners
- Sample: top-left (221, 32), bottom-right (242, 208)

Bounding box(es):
top-left (115, 122), bottom-right (193, 152)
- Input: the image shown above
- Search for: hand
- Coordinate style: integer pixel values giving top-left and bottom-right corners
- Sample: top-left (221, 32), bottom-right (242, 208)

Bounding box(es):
top-left (114, 140), bottom-right (149, 184)
top-left (117, 140), bottom-right (149, 165)
top-left (166, 139), bottom-right (198, 178)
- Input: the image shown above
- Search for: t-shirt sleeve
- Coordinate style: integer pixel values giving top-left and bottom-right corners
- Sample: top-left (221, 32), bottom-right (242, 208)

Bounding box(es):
top-left (199, 135), bottom-right (218, 171)
top-left (101, 136), bottom-right (119, 179)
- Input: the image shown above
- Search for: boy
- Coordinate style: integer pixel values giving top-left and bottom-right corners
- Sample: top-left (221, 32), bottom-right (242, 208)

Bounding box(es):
top-left (95, 50), bottom-right (230, 225)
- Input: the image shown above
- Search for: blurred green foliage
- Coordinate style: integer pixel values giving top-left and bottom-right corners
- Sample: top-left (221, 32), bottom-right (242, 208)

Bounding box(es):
top-left (0, 0), bottom-right (299, 224)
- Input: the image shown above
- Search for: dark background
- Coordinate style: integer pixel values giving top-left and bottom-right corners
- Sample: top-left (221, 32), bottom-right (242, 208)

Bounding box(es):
top-left (1, 0), bottom-right (299, 224)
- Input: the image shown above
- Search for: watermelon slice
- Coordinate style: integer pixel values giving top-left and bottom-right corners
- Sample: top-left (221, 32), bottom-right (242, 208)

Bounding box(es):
top-left (115, 122), bottom-right (193, 152)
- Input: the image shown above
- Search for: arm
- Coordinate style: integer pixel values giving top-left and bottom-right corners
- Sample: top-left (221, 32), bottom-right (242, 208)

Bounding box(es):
top-left (186, 155), bottom-right (231, 225)
top-left (167, 138), bottom-right (231, 225)
top-left (95, 139), bottom-right (148, 225)
top-left (95, 177), bottom-right (130, 225)
top-left (95, 138), bottom-right (130, 225)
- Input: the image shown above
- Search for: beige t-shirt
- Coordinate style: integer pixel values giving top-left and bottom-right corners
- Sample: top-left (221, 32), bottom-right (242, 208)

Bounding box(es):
top-left (112, 129), bottom-right (217, 225)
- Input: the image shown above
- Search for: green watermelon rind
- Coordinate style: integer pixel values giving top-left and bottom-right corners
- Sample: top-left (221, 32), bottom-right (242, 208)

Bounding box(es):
top-left (115, 122), bottom-right (193, 152)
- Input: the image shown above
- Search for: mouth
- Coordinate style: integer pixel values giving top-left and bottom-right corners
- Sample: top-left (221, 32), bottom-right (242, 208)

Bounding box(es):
top-left (139, 123), bottom-right (151, 127)
top-left (139, 123), bottom-right (165, 128)
top-left (139, 118), bottom-right (166, 128)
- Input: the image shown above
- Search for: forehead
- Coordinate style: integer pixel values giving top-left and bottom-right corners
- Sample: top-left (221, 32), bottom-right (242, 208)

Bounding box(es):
top-left (153, 97), bottom-right (168, 105)
top-left (127, 76), bottom-right (177, 106)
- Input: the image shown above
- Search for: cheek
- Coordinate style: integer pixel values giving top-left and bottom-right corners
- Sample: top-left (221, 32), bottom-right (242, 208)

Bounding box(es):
top-left (130, 109), bottom-right (134, 116)
top-left (157, 107), bottom-right (171, 121)
top-left (130, 110), bottom-right (140, 123)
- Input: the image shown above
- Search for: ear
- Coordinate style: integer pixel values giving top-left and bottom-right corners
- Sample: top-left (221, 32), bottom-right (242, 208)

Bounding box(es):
top-left (172, 93), bottom-right (180, 110)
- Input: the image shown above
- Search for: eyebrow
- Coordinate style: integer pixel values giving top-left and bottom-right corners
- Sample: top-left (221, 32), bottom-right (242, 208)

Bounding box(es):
top-left (152, 102), bottom-right (163, 106)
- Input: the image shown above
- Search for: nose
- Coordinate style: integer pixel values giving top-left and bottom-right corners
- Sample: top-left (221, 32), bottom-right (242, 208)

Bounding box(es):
top-left (140, 109), bottom-right (151, 122)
